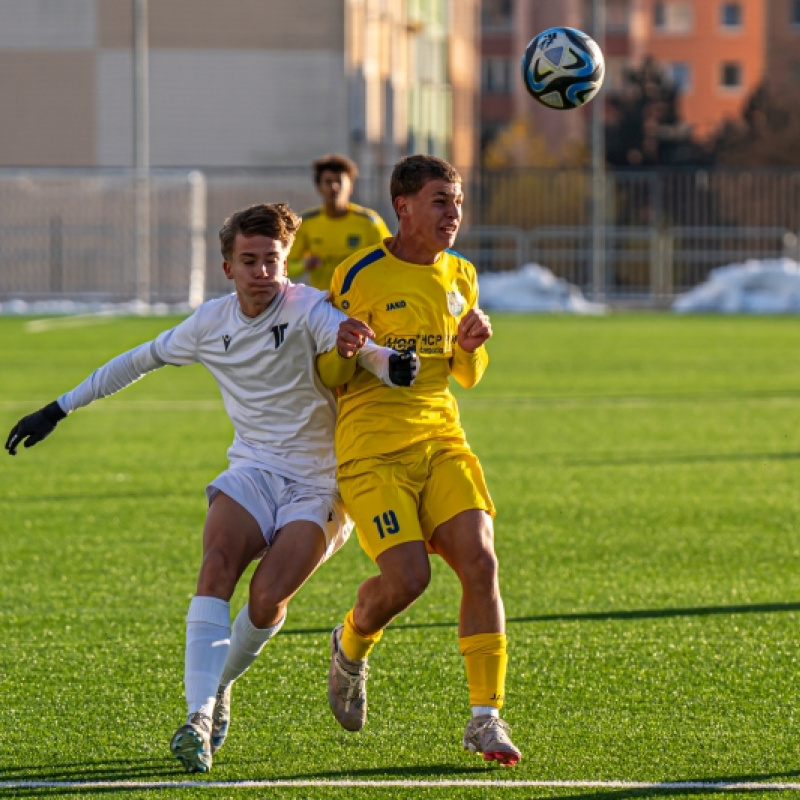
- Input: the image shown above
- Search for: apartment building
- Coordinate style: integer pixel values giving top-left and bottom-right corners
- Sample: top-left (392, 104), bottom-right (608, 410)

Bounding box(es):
top-left (0, 0), bottom-right (479, 171)
top-left (643, 0), bottom-right (765, 138)
top-left (480, 0), bottom-right (800, 161)
top-left (480, 0), bottom-right (646, 160)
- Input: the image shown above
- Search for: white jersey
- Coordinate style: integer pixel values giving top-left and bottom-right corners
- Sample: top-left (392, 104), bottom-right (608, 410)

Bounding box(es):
top-left (58, 282), bottom-right (351, 490)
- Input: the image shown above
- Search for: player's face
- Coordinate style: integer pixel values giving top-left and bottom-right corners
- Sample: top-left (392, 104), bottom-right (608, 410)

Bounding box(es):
top-left (401, 179), bottom-right (463, 254)
top-left (318, 169), bottom-right (352, 210)
top-left (223, 233), bottom-right (287, 317)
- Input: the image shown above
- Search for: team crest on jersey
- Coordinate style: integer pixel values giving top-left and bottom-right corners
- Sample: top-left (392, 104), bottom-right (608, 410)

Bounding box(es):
top-left (222, 334), bottom-right (232, 351)
top-left (446, 289), bottom-right (466, 316)
top-left (348, 235), bottom-right (361, 248)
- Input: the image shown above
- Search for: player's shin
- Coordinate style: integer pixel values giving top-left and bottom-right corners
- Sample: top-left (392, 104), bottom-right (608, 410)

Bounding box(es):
top-left (459, 632), bottom-right (508, 712)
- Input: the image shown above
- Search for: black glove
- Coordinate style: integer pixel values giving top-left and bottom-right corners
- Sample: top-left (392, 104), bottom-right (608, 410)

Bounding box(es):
top-left (5, 400), bottom-right (66, 456)
top-left (388, 349), bottom-right (420, 387)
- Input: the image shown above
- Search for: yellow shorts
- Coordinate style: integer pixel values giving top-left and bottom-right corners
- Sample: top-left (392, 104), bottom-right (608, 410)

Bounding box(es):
top-left (338, 439), bottom-right (495, 562)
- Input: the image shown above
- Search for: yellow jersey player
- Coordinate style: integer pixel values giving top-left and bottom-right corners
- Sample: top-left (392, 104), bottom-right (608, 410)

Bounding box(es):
top-left (288, 153), bottom-right (391, 291)
top-left (324, 154), bottom-right (521, 767)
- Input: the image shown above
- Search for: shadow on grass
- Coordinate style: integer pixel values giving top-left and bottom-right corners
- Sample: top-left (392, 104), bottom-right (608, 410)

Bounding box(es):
top-left (2, 764), bottom-right (800, 798)
top-left (507, 767), bottom-right (800, 800)
top-left (283, 600), bottom-right (800, 637)
top-left (0, 757), bottom-right (185, 797)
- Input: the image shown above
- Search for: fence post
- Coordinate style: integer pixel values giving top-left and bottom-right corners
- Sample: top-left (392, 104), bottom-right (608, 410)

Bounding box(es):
top-left (188, 171), bottom-right (207, 309)
top-left (49, 216), bottom-right (63, 295)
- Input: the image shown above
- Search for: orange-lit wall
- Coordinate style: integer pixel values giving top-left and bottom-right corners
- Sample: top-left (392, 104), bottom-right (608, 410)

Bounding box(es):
top-left (641, 0), bottom-right (766, 138)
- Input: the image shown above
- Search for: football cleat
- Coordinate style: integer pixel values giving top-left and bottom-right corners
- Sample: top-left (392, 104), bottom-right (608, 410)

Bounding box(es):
top-left (463, 714), bottom-right (521, 767)
top-left (170, 711), bottom-right (213, 773)
top-left (327, 624), bottom-right (369, 731)
top-left (211, 684), bottom-right (232, 754)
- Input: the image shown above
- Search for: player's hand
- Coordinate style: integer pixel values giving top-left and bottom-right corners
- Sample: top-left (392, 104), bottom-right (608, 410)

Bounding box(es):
top-left (5, 400), bottom-right (66, 456)
top-left (337, 318), bottom-right (376, 359)
top-left (457, 308), bottom-right (492, 352)
top-left (304, 255), bottom-right (322, 272)
top-left (388, 349), bottom-right (420, 387)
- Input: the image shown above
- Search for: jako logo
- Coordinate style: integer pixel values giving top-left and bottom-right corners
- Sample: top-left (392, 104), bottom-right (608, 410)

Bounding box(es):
top-left (386, 300), bottom-right (407, 311)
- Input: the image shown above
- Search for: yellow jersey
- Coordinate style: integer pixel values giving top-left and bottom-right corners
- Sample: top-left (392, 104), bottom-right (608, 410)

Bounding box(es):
top-left (288, 203), bottom-right (392, 291)
top-left (330, 242), bottom-right (488, 465)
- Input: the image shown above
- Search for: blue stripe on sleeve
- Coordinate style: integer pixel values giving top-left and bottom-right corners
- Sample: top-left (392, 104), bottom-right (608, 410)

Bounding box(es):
top-left (340, 248), bottom-right (386, 295)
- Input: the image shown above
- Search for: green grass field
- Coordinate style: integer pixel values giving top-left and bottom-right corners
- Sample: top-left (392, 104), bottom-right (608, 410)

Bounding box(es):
top-left (2, 312), bottom-right (800, 799)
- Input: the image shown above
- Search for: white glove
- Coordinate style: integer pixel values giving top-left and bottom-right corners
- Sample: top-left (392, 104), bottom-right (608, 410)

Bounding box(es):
top-left (358, 345), bottom-right (420, 387)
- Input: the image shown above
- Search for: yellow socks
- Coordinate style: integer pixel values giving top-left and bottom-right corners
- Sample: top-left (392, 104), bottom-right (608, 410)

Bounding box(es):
top-left (340, 609), bottom-right (384, 662)
top-left (459, 632), bottom-right (508, 709)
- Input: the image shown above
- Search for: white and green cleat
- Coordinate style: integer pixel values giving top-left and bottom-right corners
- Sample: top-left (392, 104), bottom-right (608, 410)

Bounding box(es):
top-left (170, 711), bottom-right (213, 773)
top-left (211, 684), bottom-right (232, 754)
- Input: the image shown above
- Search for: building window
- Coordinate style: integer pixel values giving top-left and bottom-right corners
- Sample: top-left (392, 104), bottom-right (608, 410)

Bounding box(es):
top-left (606, 0), bottom-right (631, 32)
top-left (792, 0), bottom-right (800, 25)
top-left (481, 57), bottom-right (512, 93)
top-left (720, 61), bottom-right (742, 89)
top-left (481, 0), bottom-right (512, 31)
top-left (653, 2), bottom-right (694, 33)
top-left (720, 2), bottom-right (742, 28)
top-left (666, 62), bottom-right (692, 93)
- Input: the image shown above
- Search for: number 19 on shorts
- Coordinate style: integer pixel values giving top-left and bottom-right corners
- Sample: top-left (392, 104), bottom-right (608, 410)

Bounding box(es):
top-left (373, 510), bottom-right (400, 538)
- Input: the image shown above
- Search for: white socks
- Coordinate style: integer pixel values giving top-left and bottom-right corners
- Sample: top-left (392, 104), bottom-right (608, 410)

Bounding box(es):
top-left (472, 706), bottom-right (500, 718)
top-left (218, 603), bottom-right (286, 687)
top-left (184, 596), bottom-right (231, 719)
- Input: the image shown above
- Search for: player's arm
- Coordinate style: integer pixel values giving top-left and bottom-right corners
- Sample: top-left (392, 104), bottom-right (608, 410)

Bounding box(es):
top-left (5, 341), bottom-right (164, 455)
top-left (315, 314), bottom-right (419, 389)
top-left (286, 228), bottom-right (308, 279)
top-left (316, 317), bottom-right (373, 388)
top-left (450, 308), bottom-right (491, 389)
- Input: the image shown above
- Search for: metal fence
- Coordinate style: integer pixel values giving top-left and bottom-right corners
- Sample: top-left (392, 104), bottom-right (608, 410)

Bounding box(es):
top-left (1, 166), bottom-right (799, 307)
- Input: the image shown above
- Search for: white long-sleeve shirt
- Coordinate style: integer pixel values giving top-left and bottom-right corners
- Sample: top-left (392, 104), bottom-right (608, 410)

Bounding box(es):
top-left (59, 283), bottom-right (366, 490)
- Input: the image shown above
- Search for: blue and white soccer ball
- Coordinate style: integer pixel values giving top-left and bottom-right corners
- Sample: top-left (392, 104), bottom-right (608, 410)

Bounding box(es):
top-left (522, 27), bottom-right (605, 110)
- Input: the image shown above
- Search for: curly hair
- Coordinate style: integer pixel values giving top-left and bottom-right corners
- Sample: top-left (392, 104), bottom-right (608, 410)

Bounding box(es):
top-left (312, 153), bottom-right (359, 185)
top-left (219, 203), bottom-right (302, 260)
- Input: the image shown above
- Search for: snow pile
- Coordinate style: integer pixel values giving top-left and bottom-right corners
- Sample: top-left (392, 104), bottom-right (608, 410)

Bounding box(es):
top-left (673, 258), bottom-right (800, 313)
top-left (478, 263), bottom-right (605, 314)
top-left (0, 299), bottom-right (192, 316)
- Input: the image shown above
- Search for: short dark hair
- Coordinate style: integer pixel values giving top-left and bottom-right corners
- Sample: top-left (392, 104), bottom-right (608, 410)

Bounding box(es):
top-left (218, 203), bottom-right (301, 260)
top-left (312, 153), bottom-right (359, 185)
top-left (390, 154), bottom-right (462, 202)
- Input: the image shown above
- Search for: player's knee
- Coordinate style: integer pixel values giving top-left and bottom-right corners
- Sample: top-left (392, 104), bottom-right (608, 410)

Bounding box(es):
top-left (248, 593), bottom-right (287, 628)
top-left (196, 547), bottom-right (243, 597)
top-left (388, 562), bottom-right (431, 607)
top-left (461, 546), bottom-right (499, 589)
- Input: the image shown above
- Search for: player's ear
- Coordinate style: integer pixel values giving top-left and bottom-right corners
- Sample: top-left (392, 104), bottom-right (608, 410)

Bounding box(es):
top-left (393, 196), bottom-right (407, 217)
top-left (222, 260), bottom-right (233, 279)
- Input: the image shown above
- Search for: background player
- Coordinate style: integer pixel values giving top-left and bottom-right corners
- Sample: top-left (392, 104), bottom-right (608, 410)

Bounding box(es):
top-left (5, 202), bottom-right (416, 773)
top-left (288, 153), bottom-right (391, 290)
top-left (323, 155), bottom-right (521, 766)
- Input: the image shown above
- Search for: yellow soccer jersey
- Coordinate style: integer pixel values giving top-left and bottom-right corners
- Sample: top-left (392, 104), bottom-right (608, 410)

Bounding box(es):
top-left (330, 242), bottom-right (488, 465)
top-left (288, 203), bottom-right (392, 291)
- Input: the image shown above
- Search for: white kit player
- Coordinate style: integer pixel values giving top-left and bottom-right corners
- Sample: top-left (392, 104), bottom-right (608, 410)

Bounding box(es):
top-left (4, 203), bottom-right (419, 773)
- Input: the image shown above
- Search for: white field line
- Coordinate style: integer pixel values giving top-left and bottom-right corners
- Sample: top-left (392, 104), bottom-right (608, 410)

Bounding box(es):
top-left (24, 314), bottom-right (114, 333)
top-left (0, 400), bottom-right (223, 411)
top-left (461, 394), bottom-right (800, 409)
top-left (1, 778), bottom-right (800, 791)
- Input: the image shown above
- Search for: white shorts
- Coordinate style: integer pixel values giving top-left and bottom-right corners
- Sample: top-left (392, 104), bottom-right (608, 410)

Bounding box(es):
top-left (206, 465), bottom-right (353, 562)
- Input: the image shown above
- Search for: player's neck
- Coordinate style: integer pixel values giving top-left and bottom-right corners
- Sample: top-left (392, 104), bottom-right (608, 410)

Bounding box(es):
top-left (324, 202), bottom-right (349, 218)
top-left (387, 233), bottom-right (442, 266)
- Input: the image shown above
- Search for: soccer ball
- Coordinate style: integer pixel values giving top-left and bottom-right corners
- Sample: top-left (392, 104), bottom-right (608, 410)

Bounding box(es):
top-left (521, 26), bottom-right (605, 110)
